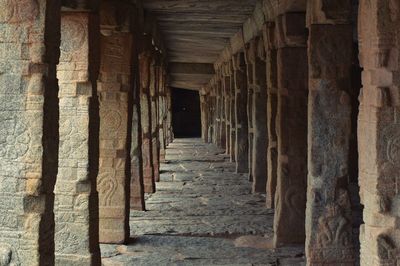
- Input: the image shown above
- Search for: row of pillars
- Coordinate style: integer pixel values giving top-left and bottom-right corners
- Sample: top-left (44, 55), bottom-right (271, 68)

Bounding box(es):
top-left (200, 1), bottom-right (400, 265)
top-left (0, 0), bottom-right (173, 265)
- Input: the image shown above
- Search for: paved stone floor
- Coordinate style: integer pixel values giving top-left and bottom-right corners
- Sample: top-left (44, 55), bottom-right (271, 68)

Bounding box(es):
top-left (101, 138), bottom-right (305, 265)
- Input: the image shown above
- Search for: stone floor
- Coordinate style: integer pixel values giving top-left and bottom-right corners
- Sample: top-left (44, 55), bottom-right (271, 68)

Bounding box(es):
top-left (101, 138), bottom-right (305, 265)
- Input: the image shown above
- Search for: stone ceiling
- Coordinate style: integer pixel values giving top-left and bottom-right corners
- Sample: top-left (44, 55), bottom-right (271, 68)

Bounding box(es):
top-left (142, 0), bottom-right (258, 90)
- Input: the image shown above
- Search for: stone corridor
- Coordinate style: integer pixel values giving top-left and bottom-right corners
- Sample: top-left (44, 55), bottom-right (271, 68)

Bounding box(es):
top-left (101, 139), bottom-right (304, 265)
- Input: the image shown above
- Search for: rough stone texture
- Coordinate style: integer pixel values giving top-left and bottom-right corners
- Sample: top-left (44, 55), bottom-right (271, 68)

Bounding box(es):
top-left (306, 5), bottom-right (355, 263)
top-left (358, 1), bottom-right (400, 265)
top-left (245, 43), bottom-right (255, 182)
top-left (101, 138), bottom-right (305, 265)
top-left (55, 12), bottom-right (101, 265)
top-left (250, 37), bottom-right (268, 194)
top-left (129, 5), bottom-right (145, 212)
top-left (233, 52), bottom-right (249, 174)
top-left (150, 58), bottom-right (160, 183)
top-left (264, 22), bottom-right (278, 209)
top-left (0, 0), bottom-right (59, 264)
top-left (273, 12), bottom-right (308, 248)
top-left (97, 32), bottom-right (132, 243)
top-left (139, 48), bottom-right (155, 194)
top-left (223, 71), bottom-right (231, 155)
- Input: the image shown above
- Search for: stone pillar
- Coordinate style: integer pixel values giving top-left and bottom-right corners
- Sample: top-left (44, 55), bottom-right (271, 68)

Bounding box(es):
top-left (0, 1), bottom-right (59, 264)
top-left (264, 22), bottom-right (278, 208)
top-left (215, 79), bottom-right (222, 147)
top-left (306, 1), bottom-right (355, 264)
top-left (251, 37), bottom-right (268, 194)
top-left (245, 43), bottom-right (255, 182)
top-left (166, 86), bottom-right (173, 144)
top-left (233, 52), bottom-right (249, 173)
top-left (358, 1), bottom-right (400, 264)
top-left (229, 64), bottom-right (236, 162)
top-left (223, 68), bottom-right (231, 155)
top-left (97, 23), bottom-right (132, 243)
top-left (273, 12), bottom-right (308, 247)
top-left (200, 93), bottom-right (209, 142)
top-left (139, 47), bottom-right (155, 193)
top-left (218, 76), bottom-right (226, 149)
top-left (128, 4), bottom-right (145, 211)
top-left (150, 57), bottom-right (160, 183)
top-left (208, 94), bottom-right (216, 143)
top-left (55, 11), bottom-right (101, 264)
top-left (158, 68), bottom-right (167, 162)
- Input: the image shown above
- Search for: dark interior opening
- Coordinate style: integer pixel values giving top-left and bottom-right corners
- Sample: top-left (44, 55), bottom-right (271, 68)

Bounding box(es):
top-left (172, 88), bottom-right (201, 138)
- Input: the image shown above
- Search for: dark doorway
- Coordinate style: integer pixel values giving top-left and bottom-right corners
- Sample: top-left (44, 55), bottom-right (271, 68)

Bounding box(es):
top-left (172, 88), bottom-right (201, 138)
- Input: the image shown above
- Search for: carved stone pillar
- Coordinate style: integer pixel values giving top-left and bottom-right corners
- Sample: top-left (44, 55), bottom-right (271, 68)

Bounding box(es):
top-left (150, 57), bottom-right (160, 183)
top-left (264, 22), bottom-right (278, 208)
top-left (200, 93), bottom-right (209, 142)
top-left (166, 87), bottom-right (173, 144)
top-left (358, 1), bottom-right (400, 264)
top-left (0, 1), bottom-right (60, 264)
top-left (139, 47), bottom-right (155, 193)
top-left (209, 94), bottom-right (216, 143)
top-left (273, 12), bottom-right (308, 247)
top-left (223, 67), bottom-right (231, 155)
top-left (245, 43), bottom-right (254, 182)
top-left (233, 52), bottom-right (249, 173)
top-left (97, 17), bottom-right (132, 243)
top-left (215, 79), bottom-right (222, 147)
top-left (306, 1), bottom-right (355, 264)
top-left (218, 76), bottom-right (226, 149)
top-left (251, 38), bottom-right (268, 194)
top-left (129, 5), bottom-right (145, 211)
top-left (158, 68), bottom-right (167, 162)
top-left (229, 64), bottom-right (236, 162)
top-left (55, 11), bottom-right (101, 264)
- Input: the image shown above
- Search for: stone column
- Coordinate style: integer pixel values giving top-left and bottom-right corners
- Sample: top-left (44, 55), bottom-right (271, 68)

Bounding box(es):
top-left (273, 12), bottom-right (308, 247)
top-left (245, 43), bottom-right (255, 182)
top-left (158, 68), bottom-right (167, 162)
top-left (150, 57), bottom-right (160, 183)
top-left (358, 1), bottom-right (400, 264)
top-left (215, 80), bottom-right (222, 147)
top-left (139, 47), bottom-right (155, 193)
top-left (97, 28), bottom-right (132, 243)
top-left (200, 93), bottom-right (209, 142)
top-left (306, 2), bottom-right (355, 264)
top-left (223, 67), bottom-right (231, 155)
top-left (208, 94), bottom-right (216, 143)
top-left (264, 22), bottom-right (278, 208)
top-left (55, 11), bottom-right (101, 264)
top-left (233, 52), bottom-right (249, 173)
top-left (251, 37), bottom-right (268, 194)
top-left (229, 64), bottom-right (236, 162)
top-left (166, 87), bottom-right (173, 144)
top-left (0, 1), bottom-right (59, 264)
top-left (129, 4), bottom-right (145, 211)
top-left (218, 76), bottom-right (226, 149)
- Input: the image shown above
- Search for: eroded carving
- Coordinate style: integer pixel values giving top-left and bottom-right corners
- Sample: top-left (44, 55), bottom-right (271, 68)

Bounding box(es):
top-left (0, 118), bottom-right (31, 160)
top-left (60, 17), bottom-right (86, 53)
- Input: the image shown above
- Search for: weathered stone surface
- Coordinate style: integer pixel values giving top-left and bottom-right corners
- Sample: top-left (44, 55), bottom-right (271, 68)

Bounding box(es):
top-left (55, 12), bottom-right (101, 265)
top-left (233, 52), bottom-right (249, 174)
top-left (150, 57), bottom-right (160, 183)
top-left (358, 1), bottom-right (400, 265)
top-left (250, 37), bottom-right (268, 194)
top-left (139, 48), bottom-right (155, 194)
top-left (0, 0), bottom-right (60, 264)
top-left (306, 22), bottom-right (355, 264)
top-left (264, 22), bottom-right (278, 209)
top-left (97, 32), bottom-right (132, 243)
top-left (273, 12), bottom-right (308, 248)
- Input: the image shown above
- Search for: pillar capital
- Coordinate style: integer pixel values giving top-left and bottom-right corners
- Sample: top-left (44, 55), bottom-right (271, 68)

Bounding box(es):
top-left (306, 0), bottom-right (352, 26)
top-left (275, 12), bottom-right (307, 49)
